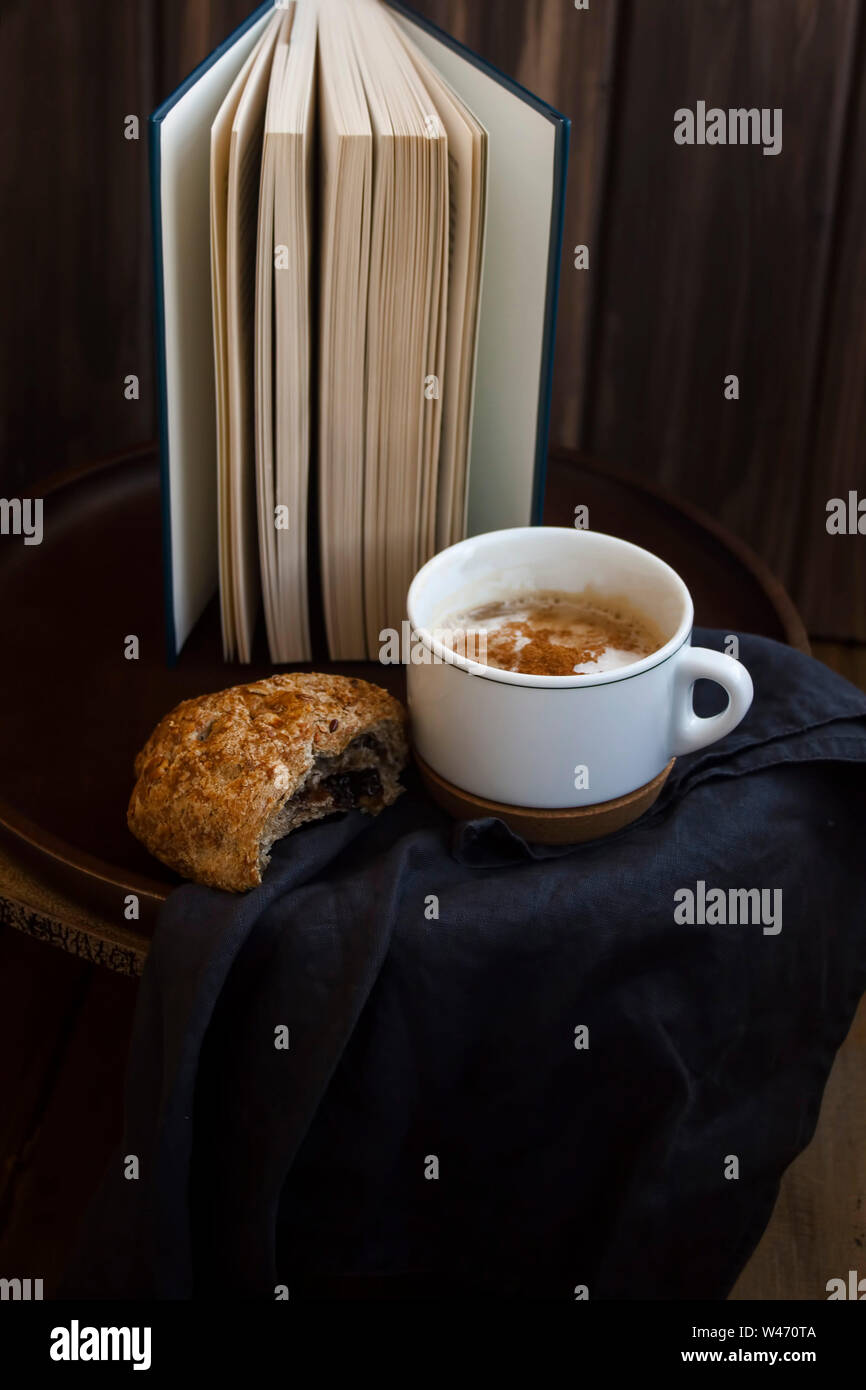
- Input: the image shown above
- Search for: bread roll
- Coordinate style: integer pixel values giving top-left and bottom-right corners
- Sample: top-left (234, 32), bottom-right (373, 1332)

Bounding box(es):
top-left (128, 673), bottom-right (408, 891)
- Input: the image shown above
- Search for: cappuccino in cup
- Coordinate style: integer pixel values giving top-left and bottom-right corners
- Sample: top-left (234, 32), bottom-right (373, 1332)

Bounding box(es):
top-left (440, 588), bottom-right (665, 676)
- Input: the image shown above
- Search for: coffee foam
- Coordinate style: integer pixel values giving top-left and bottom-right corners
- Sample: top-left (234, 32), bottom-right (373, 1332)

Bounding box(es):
top-left (438, 588), bottom-right (666, 676)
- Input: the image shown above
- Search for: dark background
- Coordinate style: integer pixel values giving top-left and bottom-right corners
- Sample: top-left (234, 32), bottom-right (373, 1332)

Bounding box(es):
top-left (1, 1), bottom-right (865, 1301)
top-left (1, 0), bottom-right (864, 644)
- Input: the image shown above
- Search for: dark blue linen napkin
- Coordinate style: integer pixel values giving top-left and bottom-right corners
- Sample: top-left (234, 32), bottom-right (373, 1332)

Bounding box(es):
top-left (65, 632), bottom-right (866, 1300)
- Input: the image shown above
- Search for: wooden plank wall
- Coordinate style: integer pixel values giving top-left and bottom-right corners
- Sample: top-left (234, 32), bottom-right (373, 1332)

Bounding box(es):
top-left (1, 0), bottom-right (864, 638)
top-left (0, 0), bottom-right (155, 495)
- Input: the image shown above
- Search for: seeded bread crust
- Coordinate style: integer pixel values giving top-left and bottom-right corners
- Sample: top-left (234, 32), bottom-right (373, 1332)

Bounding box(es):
top-left (127, 673), bottom-right (408, 892)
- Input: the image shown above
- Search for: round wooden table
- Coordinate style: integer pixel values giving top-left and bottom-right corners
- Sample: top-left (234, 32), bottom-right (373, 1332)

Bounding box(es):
top-left (0, 445), bottom-right (809, 974)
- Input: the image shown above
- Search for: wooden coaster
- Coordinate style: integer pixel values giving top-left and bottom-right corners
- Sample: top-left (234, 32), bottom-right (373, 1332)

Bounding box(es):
top-left (415, 754), bottom-right (676, 845)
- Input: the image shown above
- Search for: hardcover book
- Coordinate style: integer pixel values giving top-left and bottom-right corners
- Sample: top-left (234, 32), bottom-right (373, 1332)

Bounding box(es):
top-left (151, 0), bottom-right (569, 663)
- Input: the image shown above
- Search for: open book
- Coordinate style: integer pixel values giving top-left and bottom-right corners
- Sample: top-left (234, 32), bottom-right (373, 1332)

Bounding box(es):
top-left (151, 0), bottom-right (569, 664)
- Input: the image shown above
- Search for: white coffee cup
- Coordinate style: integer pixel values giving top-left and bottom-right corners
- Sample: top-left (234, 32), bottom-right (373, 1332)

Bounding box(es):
top-left (406, 527), bottom-right (754, 808)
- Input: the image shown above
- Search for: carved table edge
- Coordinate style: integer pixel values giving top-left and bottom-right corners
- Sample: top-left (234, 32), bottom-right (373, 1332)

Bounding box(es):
top-left (0, 892), bottom-right (146, 978)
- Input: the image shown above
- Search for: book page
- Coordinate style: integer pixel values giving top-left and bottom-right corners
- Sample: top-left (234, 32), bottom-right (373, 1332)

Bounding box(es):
top-left (256, 0), bottom-right (316, 663)
top-left (391, 23), bottom-right (488, 549)
top-left (212, 29), bottom-right (278, 659)
top-left (210, 81), bottom-right (237, 658)
top-left (158, 6), bottom-right (273, 659)
top-left (348, 0), bottom-right (449, 654)
top-left (226, 11), bottom-right (283, 662)
top-left (255, 11), bottom-right (292, 661)
top-left (317, 0), bottom-right (373, 659)
top-left (390, 7), bottom-right (559, 536)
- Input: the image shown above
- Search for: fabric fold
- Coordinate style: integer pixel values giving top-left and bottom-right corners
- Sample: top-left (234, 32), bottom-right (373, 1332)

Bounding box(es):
top-left (64, 632), bottom-right (866, 1300)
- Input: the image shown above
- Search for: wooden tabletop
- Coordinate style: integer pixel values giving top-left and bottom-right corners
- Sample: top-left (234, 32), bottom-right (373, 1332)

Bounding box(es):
top-left (0, 445), bottom-right (809, 974)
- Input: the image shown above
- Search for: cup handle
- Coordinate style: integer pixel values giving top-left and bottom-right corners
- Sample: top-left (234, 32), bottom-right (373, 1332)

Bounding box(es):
top-left (671, 646), bottom-right (754, 756)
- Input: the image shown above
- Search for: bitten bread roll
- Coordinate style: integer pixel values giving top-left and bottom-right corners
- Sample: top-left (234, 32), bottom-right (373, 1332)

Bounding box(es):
top-left (127, 673), bottom-right (408, 892)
